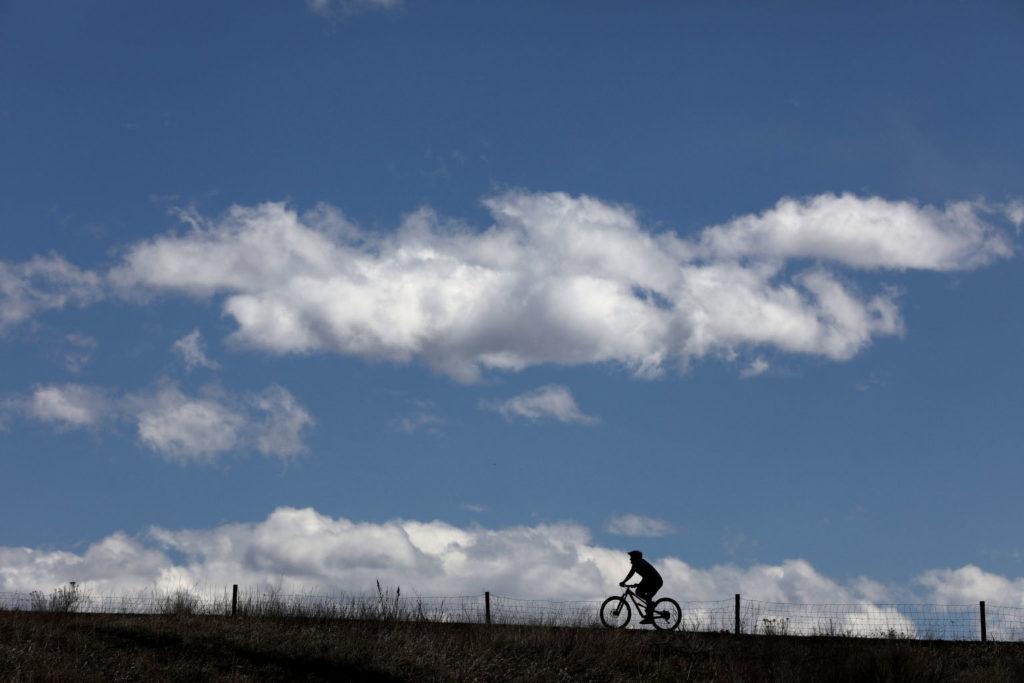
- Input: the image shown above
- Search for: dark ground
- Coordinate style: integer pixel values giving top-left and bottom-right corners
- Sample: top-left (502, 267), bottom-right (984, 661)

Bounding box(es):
top-left (1, 611), bottom-right (1022, 681)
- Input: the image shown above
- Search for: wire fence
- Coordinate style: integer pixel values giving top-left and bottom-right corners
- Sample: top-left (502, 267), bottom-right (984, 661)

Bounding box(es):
top-left (740, 600), bottom-right (965, 639)
top-left (2, 587), bottom-right (1021, 642)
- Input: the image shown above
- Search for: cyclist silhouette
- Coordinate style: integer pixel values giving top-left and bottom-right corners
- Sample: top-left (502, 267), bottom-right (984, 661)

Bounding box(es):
top-left (619, 550), bottom-right (663, 624)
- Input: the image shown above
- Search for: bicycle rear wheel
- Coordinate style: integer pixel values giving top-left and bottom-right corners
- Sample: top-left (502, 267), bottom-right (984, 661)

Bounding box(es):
top-left (600, 596), bottom-right (631, 629)
top-left (651, 597), bottom-right (682, 631)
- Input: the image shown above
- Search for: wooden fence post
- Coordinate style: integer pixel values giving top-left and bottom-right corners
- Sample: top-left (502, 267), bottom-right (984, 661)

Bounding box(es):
top-left (232, 584), bottom-right (238, 616)
top-left (980, 601), bottom-right (987, 642)
top-left (735, 594), bottom-right (741, 635)
top-left (485, 591), bottom-right (491, 625)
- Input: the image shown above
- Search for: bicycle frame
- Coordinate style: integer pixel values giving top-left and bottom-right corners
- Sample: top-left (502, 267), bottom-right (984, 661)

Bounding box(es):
top-left (617, 585), bottom-right (652, 617)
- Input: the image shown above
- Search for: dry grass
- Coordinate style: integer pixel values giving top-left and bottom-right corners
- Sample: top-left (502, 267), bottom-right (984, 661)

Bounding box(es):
top-left (2, 609), bottom-right (1023, 681)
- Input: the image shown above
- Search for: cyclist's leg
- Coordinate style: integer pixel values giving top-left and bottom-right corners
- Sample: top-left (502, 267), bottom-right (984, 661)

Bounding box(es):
top-left (639, 579), bottom-right (663, 619)
top-left (649, 578), bottom-right (663, 605)
top-left (637, 584), bottom-right (654, 619)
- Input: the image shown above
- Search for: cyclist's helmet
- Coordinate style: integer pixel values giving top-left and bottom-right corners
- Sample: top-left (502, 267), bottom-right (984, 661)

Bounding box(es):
top-left (628, 550), bottom-right (643, 559)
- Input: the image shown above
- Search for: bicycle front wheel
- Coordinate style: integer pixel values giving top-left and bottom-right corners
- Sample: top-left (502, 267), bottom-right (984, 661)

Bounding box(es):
top-left (651, 597), bottom-right (682, 631)
top-left (599, 596), bottom-right (631, 629)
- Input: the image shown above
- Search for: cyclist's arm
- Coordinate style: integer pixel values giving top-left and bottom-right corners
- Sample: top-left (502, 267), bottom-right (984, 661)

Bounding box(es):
top-left (620, 568), bottom-right (636, 586)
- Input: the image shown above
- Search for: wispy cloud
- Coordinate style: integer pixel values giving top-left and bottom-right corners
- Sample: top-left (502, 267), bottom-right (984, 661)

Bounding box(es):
top-left (399, 413), bottom-right (444, 435)
top-left (0, 255), bottom-right (102, 333)
top-left (26, 384), bottom-right (114, 429)
top-left (484, 385), bottom-right (597, 425)
top-left (129, 383), bottom-right (314, 463)
top-left (605, 514), bottom-right (674, 537)
top-left (251, 386), bottom-right (314, 457)
top-left (306, 0), bottom-right (401, 18)
top-left (397, 400), bottom-right (444, 434)
top-left (740, 357), bottom-right (770, 379)
top-left (5, 382), bottom-right (313, 464)
top-left (132, 385), bottom-right (246, 460)
top-left (1007, 199), bottom-right (1024, 231)
top-left (172, 329), bottom-right (220, 371)
top-left (63, 333), bottom-right (97, 373)
top-left (721, 530), bottom-right (759, 558)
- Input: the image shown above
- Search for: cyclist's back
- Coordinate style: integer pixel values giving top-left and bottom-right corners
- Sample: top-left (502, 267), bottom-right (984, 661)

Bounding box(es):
top-left (630, 555), bottom-right (661, 582)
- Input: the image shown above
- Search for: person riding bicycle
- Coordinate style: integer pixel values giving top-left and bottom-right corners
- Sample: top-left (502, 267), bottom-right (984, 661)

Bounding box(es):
top-left (619, 550), bottom-right (663, 624)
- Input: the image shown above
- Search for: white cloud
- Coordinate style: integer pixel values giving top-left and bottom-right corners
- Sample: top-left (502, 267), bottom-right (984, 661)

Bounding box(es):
top-left (105, 192), bottom-right (1012, 381)
top-left (133, 386), bottom-right (247, 461)
top-left (130, 383), bottom-right (314, 463)
top-left (7, 382), bottom-right (313, 463)
top-left (172, 329), bottom-right (220, 371)
top-left (0, 533), bottom-right (171, 595)
top-left (3, 192), bottom-right (1014, 378)
top-left (0, 508), bottom-right (850, 600)
top-left (251, 385), bottom-right (315, 457)
top-left (694, 193), bottom-right (1012, 270)
top-left (740, 357), bottom-right (770, 378)
top-left (1, 507), bottom-right (1020, 634)
top-left (26, 384), bottom-right (112, 429)
top-left (0, 255), bottom-right (102, 332)
top-left (917, 565), bottom-right (1024, 606)
top-left (605, 514), bottom-right (674, 537)
top-left (1006, 199), bottom-right (1024, 231)
top-left (486, 385), bottom-right (597, 425)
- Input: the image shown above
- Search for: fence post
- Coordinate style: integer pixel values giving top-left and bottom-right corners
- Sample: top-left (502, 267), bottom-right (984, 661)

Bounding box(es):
top-left (485, 591), bottom-right (491, 625)
top-left (735, 594), bottom-right (741, 635)
top-left (980, 601), bottom-right (987, 642)
top-left (232, 584), bottom-right (238, 616)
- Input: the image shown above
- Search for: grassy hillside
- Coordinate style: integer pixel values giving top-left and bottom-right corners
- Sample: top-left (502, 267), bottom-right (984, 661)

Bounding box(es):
top-left (1, 610), bottom-right (1022, 681)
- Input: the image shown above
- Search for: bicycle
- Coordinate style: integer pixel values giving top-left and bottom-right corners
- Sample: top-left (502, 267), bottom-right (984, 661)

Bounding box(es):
top-left (600, 584), bottom-right (682, 630)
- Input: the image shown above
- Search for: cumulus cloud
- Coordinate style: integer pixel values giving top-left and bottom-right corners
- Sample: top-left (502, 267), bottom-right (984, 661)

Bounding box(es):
top-left (694, 194), bottom-right (1012, 270)
top-left (485, 384), bottom-right (597, 425)
top-left (917, 565), bottom-right (1024, 606)
top-left (0, 255), bottom-right (102, 332)
top-left (0, 508), bottom-right (853, 600)
top-left (3, 192), bottom-right (1015, 378)
top-left (1, 507), bottom-right (1020, 630)
top-left (6, 382), bottom-right (313, 463)
top-left (105, 192), bottom-right (1013, 381)
top-left (0, 533), bottom-right (172, 595)
top-left (172, 329), bottom-right (220, 371)
top-left (605, 514), bottom-right (674, 537)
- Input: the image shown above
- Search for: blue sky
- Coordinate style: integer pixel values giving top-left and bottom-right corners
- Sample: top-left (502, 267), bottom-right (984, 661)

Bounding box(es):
top-left (1, 1), bottom-right (1023, 602)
